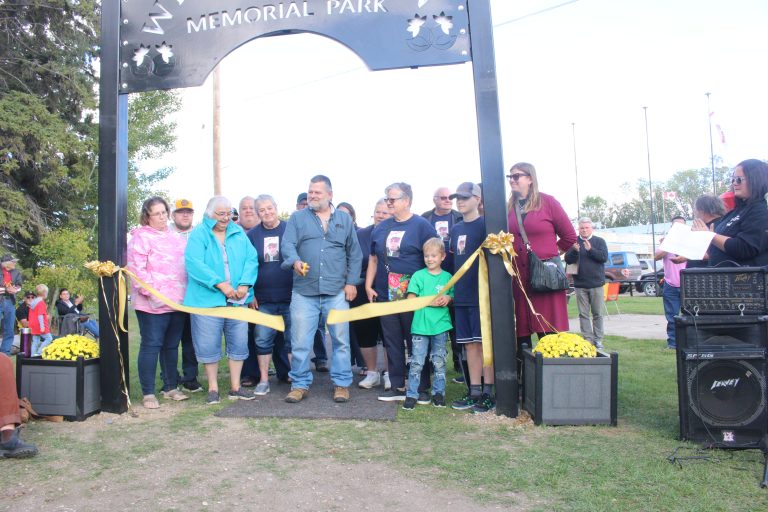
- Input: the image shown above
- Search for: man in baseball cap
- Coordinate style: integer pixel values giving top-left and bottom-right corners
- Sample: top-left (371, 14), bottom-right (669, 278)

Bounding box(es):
top-left (449, 182), bottom-right (482, 200)
top-left (296, 193), bottom-right (308, 211)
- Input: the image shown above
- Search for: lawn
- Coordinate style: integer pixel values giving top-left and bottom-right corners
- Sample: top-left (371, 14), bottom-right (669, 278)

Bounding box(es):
top-left (6, 306), bottom-right (768, 511)
top-left (568, 293), bottom-right (664, 317)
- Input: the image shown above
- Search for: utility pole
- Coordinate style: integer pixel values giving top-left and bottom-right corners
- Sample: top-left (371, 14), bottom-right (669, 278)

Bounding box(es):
top-left (212, 65), bottom-right (222, 195)
top-left (644, 106), bottom-right (658, 278)
top-left (572, 122), bottom-right (580, 219)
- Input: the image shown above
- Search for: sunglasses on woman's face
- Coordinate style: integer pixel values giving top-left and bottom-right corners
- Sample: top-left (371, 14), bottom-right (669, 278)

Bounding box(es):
top-left (506, 173), bottom-right (530, 182)
top-left (731, 176), bottom-right (746, 185)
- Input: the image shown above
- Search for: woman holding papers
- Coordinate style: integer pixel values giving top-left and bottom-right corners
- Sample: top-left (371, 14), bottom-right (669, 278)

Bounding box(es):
top-left (693, 159), bottom-right (768, 267)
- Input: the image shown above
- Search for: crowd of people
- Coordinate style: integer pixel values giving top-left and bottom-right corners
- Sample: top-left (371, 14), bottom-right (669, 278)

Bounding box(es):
top-left (121, 159), bottom-right (768, 413)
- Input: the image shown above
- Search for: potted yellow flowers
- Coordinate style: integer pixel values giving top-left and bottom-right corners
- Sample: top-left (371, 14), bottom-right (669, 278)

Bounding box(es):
top-left (17, 335), bottom-right (101, 421)
top-left (522, 332), bottom-right (618, 426)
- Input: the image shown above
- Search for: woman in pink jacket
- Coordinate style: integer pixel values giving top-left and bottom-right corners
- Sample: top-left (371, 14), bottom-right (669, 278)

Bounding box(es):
top-left (127, 197), bottom-right (189, 409)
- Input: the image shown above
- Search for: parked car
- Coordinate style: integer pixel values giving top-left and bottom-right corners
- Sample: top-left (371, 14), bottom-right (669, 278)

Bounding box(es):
top-left (636, 258), bottom-right (664, 296)
top-left (636, 269), bottom-right (664, 296)
top-left (605, 251), bottom-right (643, 293)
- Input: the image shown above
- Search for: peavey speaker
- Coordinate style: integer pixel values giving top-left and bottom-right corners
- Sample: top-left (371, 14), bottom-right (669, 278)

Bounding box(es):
top-left (677, 349), bottom-right (768, 447)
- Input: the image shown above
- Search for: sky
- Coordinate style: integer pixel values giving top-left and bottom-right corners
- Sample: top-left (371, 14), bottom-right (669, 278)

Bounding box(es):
top-left (142, 0), bottom-right (768, 225)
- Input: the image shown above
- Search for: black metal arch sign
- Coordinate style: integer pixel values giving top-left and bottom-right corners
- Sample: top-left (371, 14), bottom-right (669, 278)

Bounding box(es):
top-left (98, 0), bottom-right (516, 416)
top-left (120, 0), bottom-right (471, 93)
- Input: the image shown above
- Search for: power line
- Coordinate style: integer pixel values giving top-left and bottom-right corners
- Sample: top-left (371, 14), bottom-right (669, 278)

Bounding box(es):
top-left (236, 0), bottom-right (582, 100)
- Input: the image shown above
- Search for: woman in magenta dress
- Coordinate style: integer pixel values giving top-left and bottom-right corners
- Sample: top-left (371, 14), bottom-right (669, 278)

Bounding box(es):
top-left (506, 162), bottom-right (577, 356)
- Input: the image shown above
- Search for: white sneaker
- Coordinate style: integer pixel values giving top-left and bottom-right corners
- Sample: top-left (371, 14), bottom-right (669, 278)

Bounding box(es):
top-left (383, 371), bottom-right (392, 391)
top-left (358, 371), bottom-right (381, 389)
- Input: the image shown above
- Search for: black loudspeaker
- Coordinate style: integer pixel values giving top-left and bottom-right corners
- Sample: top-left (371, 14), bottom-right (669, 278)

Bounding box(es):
top-left (677, 349), bottom-right (768, 447)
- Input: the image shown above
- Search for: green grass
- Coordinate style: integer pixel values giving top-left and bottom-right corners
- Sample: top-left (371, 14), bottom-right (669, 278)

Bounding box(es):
top-left (9, 309), bottom-right (768, 511)
top-left (568, 294), bottom-right (664, 318)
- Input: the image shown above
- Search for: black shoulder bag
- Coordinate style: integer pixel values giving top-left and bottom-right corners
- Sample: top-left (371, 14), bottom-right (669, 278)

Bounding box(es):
top-left (515, 205), bottom-right (569, 292)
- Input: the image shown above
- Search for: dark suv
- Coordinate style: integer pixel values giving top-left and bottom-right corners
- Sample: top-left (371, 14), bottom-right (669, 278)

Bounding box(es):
top-left (605, 251), bottom-right (643, 293)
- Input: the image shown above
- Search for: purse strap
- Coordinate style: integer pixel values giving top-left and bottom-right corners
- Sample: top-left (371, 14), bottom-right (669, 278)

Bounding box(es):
top-left (514, 202), bottom-right (534, 253)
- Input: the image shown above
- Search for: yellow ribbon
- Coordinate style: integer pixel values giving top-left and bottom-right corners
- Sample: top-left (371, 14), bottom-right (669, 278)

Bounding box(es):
top-left (327, 231), bottom-right (517, 367)
top-left (85, 261), bottom-right (285, 332)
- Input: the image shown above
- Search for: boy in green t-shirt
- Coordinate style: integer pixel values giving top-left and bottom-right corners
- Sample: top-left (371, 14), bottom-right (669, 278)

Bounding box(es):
top-left (403, 238), bottom-right (453, 410)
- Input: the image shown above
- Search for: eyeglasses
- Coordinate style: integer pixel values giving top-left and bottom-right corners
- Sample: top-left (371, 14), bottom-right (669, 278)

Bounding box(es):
top-left (506, 173), bottom-right (530, 182)
top-left (434, 195), bottom-right (451, 201)
top-left (385, 196), bottom-right (405, 204)
top-left (731, 176), bottom-right (746, 185)
top-left (149, 211), bottom-right (169, 218)
top-left (213, 211), bottom-right (233, 218)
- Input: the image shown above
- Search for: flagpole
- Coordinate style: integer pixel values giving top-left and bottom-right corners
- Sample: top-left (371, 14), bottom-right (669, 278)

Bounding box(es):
top-left (644, 107), bottom-right (658, 271)
top-left (706, 92), bottom-right (716, 195)
top-left (572, 122), bottom-right (580, 219)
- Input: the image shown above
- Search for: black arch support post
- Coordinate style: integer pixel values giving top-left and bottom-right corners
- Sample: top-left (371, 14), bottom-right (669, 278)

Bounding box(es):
top-left (98, 0), bottom-right (130, 414)
top-left (467, 1), bottom-right (518, 417)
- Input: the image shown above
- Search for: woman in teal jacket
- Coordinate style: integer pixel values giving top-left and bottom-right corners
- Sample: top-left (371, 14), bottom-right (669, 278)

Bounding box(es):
top-left (185, 196), bottom-right (259, 404)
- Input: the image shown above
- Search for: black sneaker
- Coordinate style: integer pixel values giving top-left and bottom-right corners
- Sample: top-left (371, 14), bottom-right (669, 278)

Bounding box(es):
top-left (417, 391), bottom-right (431, 405)
top-left (471, 394), bottom-right (496, 414)
top-left (0, 428), bottom-right (38, 459)
top-left (377, 388), bottom-right (406, 402)
top-left (451, 394), bottom-right (478, 410)
top-left (228, 388), bottom-right (256, 401)
top-left (451, 375), bottom-right (465, 384)
top-left (315, 360), bottom-right (329, 372)
top-left (180, 380), bottom-right (204, 393)
top-left (206, 391), bottom-right (220, 405)
top-left (432, 393), bottom-right (446, 407)
top-left (402, 397), bottom-right (417, 410)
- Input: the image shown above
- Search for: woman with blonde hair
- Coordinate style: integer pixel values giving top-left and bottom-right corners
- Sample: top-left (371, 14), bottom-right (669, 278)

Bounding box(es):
top-left (506, 163), bottom-right (577, 361)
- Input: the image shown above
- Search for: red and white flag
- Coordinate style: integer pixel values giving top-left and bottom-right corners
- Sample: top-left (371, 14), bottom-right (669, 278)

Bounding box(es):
top-left (663, 191), bottom-right (677, 200)
top-left (709, 111), bottom-right (726, 145)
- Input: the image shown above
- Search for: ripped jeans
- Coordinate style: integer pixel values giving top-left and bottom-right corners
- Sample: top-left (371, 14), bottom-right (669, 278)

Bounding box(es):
top-left (406, 331), bottom-right (448, 399)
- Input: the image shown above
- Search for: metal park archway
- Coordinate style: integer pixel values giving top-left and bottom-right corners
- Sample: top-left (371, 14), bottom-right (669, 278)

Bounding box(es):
top-left (98, 0), bottom-right (517, 415)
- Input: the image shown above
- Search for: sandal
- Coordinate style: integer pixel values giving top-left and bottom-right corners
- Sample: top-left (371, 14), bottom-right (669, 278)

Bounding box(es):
top-left (142, 394), bottom-right (160, 409)
top-left (240, 377), bottom-right (257, 387)
top-left (161, 389), bottom-right (189, 401)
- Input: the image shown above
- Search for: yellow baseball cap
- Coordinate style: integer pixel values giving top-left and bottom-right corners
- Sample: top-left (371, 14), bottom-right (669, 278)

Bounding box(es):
top-left (174, 199), bottom-right (194, 211)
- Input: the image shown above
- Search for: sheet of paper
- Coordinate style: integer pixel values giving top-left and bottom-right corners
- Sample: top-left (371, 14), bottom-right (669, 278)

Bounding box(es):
top-left (658, 222), bottom-right (715, 260)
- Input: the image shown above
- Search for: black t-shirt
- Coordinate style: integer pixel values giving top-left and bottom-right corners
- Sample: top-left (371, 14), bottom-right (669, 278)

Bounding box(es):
top-left (450, 217), bottom-right (485, 306)
top-left (370, 215), bottom-right (435, 298)
top-left (710, 200), bottom-right (768, 267)
top-left (425, 212), bottom-right (458, 271)
top-left (247, 222), bottom-right (293, 303)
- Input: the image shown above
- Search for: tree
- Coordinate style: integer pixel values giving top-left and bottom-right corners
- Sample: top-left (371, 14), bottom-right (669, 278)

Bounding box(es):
top-left (127, 90), bottom-right (182, 227)
top-left (578, 196), bottom-right (609, 226)
top-left (30, 228), bottom-right (97, 315)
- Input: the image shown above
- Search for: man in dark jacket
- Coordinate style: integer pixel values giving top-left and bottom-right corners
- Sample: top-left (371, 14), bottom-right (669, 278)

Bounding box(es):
top-left (564, 218), bottom-right (608, 349)
top-left (0, 255), bottom-right (23, 355)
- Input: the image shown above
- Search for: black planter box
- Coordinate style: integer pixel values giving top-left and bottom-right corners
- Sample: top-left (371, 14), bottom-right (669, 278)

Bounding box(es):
top-left (523, 348), bottom-right (618, 426)
top-left (16, 356), bottom-right (101, 421)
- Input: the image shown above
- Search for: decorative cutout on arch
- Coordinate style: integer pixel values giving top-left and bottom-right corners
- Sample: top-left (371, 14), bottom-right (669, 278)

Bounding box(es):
top-left (120, 0), bottom-right (470, 93)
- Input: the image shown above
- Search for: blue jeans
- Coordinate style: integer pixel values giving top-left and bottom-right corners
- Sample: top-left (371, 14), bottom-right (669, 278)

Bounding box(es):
top-left (178, 314), bottom-right (198, 383)
top-left (0, 299), bottom-right (16, 355)
top-left (135, 310), bottom-right (186, 396)
top-left (82, 319), bottom-right (99, 338)
top-left (254, 302), bottom-right (292, 355)
top-left (406, 332), bottom-right (448, 399)
top-left (662, 283), bottom-right (681, 348)
top-left (31, 333), bottom-right (53, 357)
top-left (190, 312), bottom-right (249, 363)
top-left (289, 291), bottom-right (351, 390)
